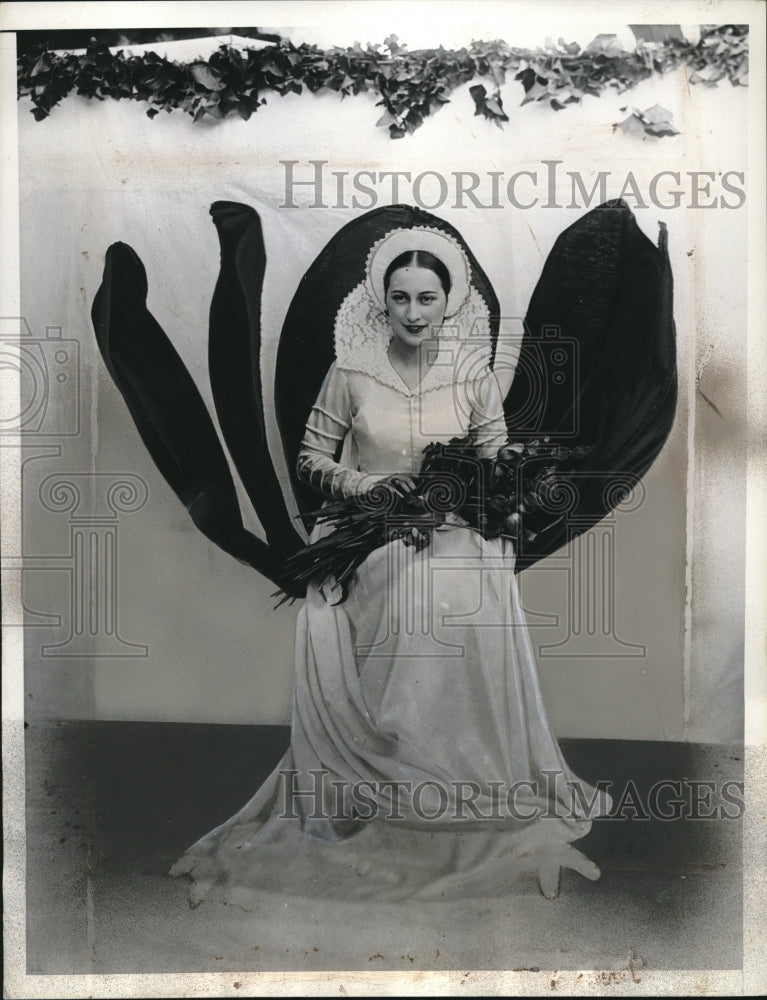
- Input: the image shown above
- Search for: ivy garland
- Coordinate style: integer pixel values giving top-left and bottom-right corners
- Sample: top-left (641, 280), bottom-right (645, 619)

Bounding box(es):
top-left (17, 25), bottom-right (748, 139)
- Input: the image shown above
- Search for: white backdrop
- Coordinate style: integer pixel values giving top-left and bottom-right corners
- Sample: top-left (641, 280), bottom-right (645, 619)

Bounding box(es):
top-left (15, 35), bottom-right (747, 742)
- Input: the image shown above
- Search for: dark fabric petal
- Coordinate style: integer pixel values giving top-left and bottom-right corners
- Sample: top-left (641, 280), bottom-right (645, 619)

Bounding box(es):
top-left (505, 199), bottom-right (677, 569)
top-left (91, 241), bottom-right (285, 583)
top-left (208, 201), bottom-right (304, 557)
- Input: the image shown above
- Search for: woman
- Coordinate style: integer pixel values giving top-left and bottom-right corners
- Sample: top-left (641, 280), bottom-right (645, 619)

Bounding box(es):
top-left (170, 225), bottom-right (611, 903)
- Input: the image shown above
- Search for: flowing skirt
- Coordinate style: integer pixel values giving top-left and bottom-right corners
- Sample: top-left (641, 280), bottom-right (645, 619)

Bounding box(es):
top-left (170, 525), bottom-right (611, 903)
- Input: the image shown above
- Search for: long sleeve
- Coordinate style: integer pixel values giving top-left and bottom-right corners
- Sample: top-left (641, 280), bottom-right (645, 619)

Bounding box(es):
top-left (469, 369), bottom-right (508, 459)
top-left (296, 363), bottom-right (372, 500)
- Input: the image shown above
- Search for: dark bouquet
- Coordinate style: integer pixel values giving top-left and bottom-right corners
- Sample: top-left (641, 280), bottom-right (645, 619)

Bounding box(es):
top-left (275, 436), bottom-right (591, 605)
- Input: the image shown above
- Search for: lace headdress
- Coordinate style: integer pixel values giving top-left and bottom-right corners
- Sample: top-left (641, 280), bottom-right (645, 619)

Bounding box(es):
top-left (333, 225), bottom-right (493, 393)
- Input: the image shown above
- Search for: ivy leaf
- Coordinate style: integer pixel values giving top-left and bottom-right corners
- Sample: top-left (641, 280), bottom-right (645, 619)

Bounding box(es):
top-left (376, 110), bottom-right (399, 128)
top-left (30, 53), bottom-right (52, 76)
top-left (644, 118), bottom-right (680, 137)
top-left (558, 38), bottom-right (581, 55)
top-left (585, 34), bottom-right (628, 56)
top-left (190, 62), bottom-right (226, 92)
top-left (469, 83), bottom-right (487, 111)
top-left (619, 112), bottom-right (649, 137)
top-left (484, 96), bottom-right (505, 117)
top-left (689, 62), bottom-right (726, 86)
top-left (618, 103), bottom-right (680, 138)
top-left (16, 29), bottom-right (745, 139)
top-left (519, 77), bottom-right (551, 105)
top-left (549, 89), bottom-right (580, 111)
top-left (644, 104), bottom-right (679, 136)
top-left (642, 103), bottom-right (675, 124)
top-left (469, 83), bottom-right (509, 126)
top-left (735, 59), bottom-right (748, 85)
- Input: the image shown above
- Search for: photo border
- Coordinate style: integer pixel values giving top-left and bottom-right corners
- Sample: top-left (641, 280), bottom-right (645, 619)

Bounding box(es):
top-left (2, 1), bottom-right (765, 996)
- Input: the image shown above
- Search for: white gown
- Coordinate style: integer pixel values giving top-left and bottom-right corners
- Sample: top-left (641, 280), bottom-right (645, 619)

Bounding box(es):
top-left (170, 341), bottom-right (611, 903)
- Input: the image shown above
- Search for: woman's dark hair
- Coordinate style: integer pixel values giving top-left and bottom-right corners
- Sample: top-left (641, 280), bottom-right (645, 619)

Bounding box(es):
top-left (383, 250), bottom-right (451, 297)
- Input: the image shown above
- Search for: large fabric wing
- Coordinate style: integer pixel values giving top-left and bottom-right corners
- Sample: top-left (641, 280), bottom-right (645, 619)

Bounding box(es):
top-left (91, 241), bottom-right (284, 583)
top-left (505, 199), bottom-right (677, 570)
top-left (275, 204), bottom-right (501, 517)
top-left (207, 201), bottom-right (304, 558)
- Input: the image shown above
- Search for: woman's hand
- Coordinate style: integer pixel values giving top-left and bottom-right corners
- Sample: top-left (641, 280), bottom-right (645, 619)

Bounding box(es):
top-left (358, 473), bottom-right (421, 503)
top-left (378, 474), bottom-right (419, 500)
top-left (358, 474), bottom-right (425, 510)
top-left (362, 475), bottom-right (432, 550)
top-left (397, 525), bottom-right (431, 552)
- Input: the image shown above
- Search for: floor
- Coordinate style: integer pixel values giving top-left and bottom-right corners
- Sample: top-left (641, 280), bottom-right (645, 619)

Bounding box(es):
top-left (24, 720), bottom-right (743, 975)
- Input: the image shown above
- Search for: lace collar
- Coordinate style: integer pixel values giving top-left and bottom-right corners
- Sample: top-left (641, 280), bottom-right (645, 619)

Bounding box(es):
top-left (333, 281), bottom-right (492, 395)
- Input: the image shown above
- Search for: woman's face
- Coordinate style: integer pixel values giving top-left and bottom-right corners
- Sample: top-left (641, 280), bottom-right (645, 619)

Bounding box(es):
top-left (385, 266), bottom-right (448, 350)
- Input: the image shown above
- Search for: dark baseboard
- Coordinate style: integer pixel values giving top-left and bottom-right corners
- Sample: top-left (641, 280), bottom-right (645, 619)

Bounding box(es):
top-left (22, 720), bottom-right (744, 973)
top-left (24, 719), bottom-right (743, 875)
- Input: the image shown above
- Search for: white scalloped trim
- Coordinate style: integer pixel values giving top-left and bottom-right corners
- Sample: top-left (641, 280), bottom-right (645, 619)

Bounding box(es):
top-left (334, 281), bottom-right (493, 395)
top-left (365, 225), bottom-right (471, 318)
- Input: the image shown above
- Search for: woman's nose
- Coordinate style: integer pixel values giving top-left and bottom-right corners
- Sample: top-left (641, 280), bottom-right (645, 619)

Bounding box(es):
top-left (406, 301), bottom-right (420, 321)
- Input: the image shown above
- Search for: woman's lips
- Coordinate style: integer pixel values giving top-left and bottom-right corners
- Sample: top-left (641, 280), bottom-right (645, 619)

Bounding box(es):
top-left (405, 325), bottom-right (427, 334)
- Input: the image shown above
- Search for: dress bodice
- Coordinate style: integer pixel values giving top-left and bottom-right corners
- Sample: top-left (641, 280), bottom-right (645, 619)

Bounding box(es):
top-left (297, 350), bottom-right (508, 499)
top-left (345, 371), bottom-right (468, 475)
